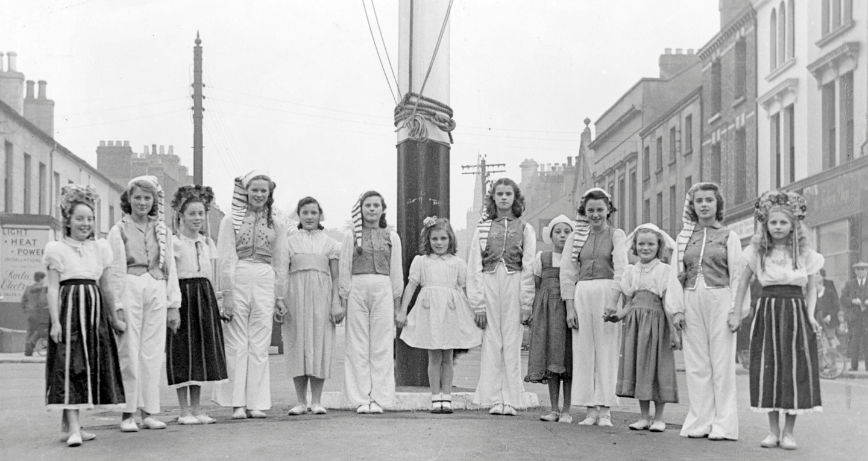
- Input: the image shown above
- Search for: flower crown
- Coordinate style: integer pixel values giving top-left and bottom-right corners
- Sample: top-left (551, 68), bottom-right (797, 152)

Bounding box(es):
top-left (754, 190), bottom-right (807, 223)
top-left (59, 184), bottom-right (99, 217)
top-left (171, 185), bottom-right (215, 211)
top-left (423, 216), bottom-right (438, 228)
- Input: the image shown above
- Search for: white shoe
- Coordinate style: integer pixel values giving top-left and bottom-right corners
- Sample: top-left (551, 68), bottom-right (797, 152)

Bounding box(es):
top-left (368, 402), bottom-right (384, 414)
top-left (356, 403), bottom-right (370, 414)
top-left (287, 404), bottom-right (307, 416)
top-left (503, 405), bottom-right (517, 416)
top-left (177, 415), bottom-right (201, 425)
top-left (195, 414), bottom-right (216, 424)
top-left (578, 415), bottom-right (597, 426)
top-left (120, 418), bottom-right (139, 432)
top-left (489, 403), bottom-right (504, 415)
top-left (232, 408), bottom-right (247, 419)
top-left (558, 413), bottom-right (573, 424)
top-left (311, 404), bottom-right (328, 415)
top-left (649, 420), bottom-right (666, 432)
top-left (142, 416), bottom-right (166, 430)
top-left (66, 432), bottom-right (82, 447)
top-left (246, 410), bottom-right (267, 419)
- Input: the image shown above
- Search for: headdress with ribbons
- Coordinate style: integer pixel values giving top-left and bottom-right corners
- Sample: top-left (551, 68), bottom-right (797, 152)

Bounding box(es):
top-left (59, 184), bottom-right (99, 218)
top-left (127, 175), bottom-right (168, 272)
top-left (571, 187), bottom-right (612, 262)
top-left (542, 214), bottom-right (574, 245)
top-left (625, 223), bottom-right (676, 260)
top-left (753, 190), bottom-right (808, 270)
top-left (231, 170), bottom-right (272, 233)
top-left (171, 185), bottom-right (214, 236)
top-left (674, 183), bottom-right (702, 273)
top-left (350, 193), bottom-right (365, 249)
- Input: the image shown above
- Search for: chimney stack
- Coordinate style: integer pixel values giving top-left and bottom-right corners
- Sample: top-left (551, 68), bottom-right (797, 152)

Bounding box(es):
top-left (144, 145), bottom-right (149, 156)
top-left (37, 80), bottom-right (47, 99)
top-left (0, 50), bottom-right (25, 113)
top-left (7, 52), bottom-right (17, 72)
top-left (168, 145), bottom-right (173, 155)
top-left (659, 48), bottom-right (700, 80)
top-left (24, 76), bottom-right (55, 137)
top-left (25, 80), bottom-right (34, 99)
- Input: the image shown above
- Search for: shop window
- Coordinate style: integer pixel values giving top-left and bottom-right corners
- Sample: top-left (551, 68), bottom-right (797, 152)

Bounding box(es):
top-left (816, 219), bottom-right (852, 292)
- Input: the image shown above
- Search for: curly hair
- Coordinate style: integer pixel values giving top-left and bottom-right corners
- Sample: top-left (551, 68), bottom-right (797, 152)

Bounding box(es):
top-left (359, 190), bottom-right (388, 228)
top-left (483, 178), bottom-right (525, 219)
top-left (295, 196), bottom-right (325, 230)
top-left (631, 227), bottom-right (669, 262)
top-left (685, 182), bottom-right (725, 223)
top-left (120, 179), bottom-right (159, 216)
top-left (419, 217), bottom-right (457, 255)
top-left (749, 204), bottom-right (810, 270)
top-left (171, 185), bottom-right (214, 213)
top-left (62, 201), bottom-right (96, 238)
top-left (245, 175), bottom-right (276, 229)
top-left (578, 189), bottom-right (616, 218)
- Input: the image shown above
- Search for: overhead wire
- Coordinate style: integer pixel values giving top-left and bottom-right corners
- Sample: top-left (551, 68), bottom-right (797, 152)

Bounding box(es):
top-left (362, 0), bottom-right (399, 104)
top-left (202, 78), bottom-right (245, 169)
top-left (370, 0), bottom-right (401, 97)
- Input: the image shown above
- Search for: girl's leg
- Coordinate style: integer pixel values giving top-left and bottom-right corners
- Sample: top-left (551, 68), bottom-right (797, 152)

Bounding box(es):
top-left (293, 376), bottom-right (309, 405)
top-left (561, 378), bottom-right (572, 414)
top-left (547, 378), bottom-right (562, 412)
top-left (65, 410), bottom-right (81, 444)
top-left (310, 378), bottom-right (325, 405)
top-left (638, 401), bottom-right (651, 420)
top-left (652, 401), bottom-right (666, 421)
top-left (440, 350), bottom-right (455, 396)
top-left (189, 385), bottom-right (201, 416)
top-left (782, 414), bottom-right (797, 437)
top-left (428, 350), bottom-right (443, 396)
top-left (176, 386), bottom-right (190, 416)
top-left (767, 410), bottom-right (781, 435)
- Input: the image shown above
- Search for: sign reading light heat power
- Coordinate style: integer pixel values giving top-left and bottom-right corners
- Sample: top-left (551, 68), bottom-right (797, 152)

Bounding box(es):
top-left (1, 226), bottom-right (51, 301)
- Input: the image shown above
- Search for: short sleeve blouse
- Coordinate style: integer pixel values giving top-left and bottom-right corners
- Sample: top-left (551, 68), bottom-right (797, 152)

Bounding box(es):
top-left (173, 233), bottom-right (217, 279)
top-left (43, 237), bottom-right (113, 281)
top-left (619, 259), bottom-right (671, 298)
top-left (742, 245), bottom-right (824, 288)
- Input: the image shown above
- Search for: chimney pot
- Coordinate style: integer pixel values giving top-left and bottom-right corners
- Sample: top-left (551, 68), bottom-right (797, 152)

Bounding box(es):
top-left (99, 140), bottom-right (106, 147)
top-left (664, 48), bottom-right (672, 54)
top-left (567, 157), bottom-right (573, 167)
top-left (37, 80), bottom-right (47, 99)
top-left (152, 144), bottom-right (157, 156)
top-left (7, 51), bottom-right (17, 72)
top-left (124, 141), bottom-right (129, 147)
top-left (688, 48), bottom-right (695, 55)
top-left (168, 146), bottom-right (173, 155)
top-left (159, 145), bottom-right (165, 155)
top-left (676, 48), bottom-right (683, 54)
top-left (108, 141), bottom-right (115, 147)
top-left (0, 52), bottom-right (4, 72)
top-left (25, 80), bottom-right (35, 99)
top-left (144, 145), bottom-right (149, 155)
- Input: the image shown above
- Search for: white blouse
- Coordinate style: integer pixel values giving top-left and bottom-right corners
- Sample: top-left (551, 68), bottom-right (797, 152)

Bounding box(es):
top-left (173, 233), bottom-right (217, 280)
top-left (43, 237), bottom-right (113, 281)
top-left (742, 245), bottom-right (824, 288)
top-left (288, 229), bottom-right (340, 260)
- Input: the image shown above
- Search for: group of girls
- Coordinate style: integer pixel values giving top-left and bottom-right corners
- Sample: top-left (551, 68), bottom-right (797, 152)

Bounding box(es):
top-left (42, 170), bottom-right (824, 452)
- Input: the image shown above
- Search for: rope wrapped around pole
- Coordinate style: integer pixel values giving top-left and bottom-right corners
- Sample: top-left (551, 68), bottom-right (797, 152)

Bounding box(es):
top-left (394, 92), bottom-right (456, 144)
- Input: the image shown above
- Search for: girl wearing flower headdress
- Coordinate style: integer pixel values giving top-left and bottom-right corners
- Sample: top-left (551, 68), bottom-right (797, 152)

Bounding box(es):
top-left (108, 176), bottom-right (181, 432)
top-left (560, 188), bottom-right (627, 426)
top-left (44, 185), bottom-right (126, 447)
top-left (468, 178), bottom-right (536, 416)
top-left (283, 196), bottom-right (341, 416)
top-left (665, 182), bottom-right (748, 441)
top-left (613, 224), bottom-right (681, 432)
top-left (396, 217), bottom-right (482, 413)
top-left (732, 190), bottom-right (823, 450)
top-left (525, 214), bottom-right (575, 423)
top-left (166, 185), bottom-right (227, 425)
top-left (338, 190), bottom-right (403, 414)
top-left (212, 171), bottom-right (288, 419)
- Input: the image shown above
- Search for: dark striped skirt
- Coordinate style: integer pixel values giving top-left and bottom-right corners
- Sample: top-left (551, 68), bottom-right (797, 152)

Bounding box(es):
top-left (166, 278), bottom-right (228, 387)
top-left (749, 285), bottom-right (822, 414)
top-left (45, 279), bottom-right (125, 409)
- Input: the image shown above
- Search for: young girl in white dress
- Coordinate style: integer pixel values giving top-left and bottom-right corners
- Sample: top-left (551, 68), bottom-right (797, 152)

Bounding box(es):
top-left (283, 197), bottom-right (341, 416)
top-left (396, 217), bottom-right (482, 413)
top-left (733, 191), bottom-right (823, 450)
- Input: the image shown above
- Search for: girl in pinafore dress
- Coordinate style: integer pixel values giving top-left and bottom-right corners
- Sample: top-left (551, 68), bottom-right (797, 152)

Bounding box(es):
top-left (396, 217), bottom-right (482, 413)
top-left (166, 185), bottom-right (227, 425)
top-left (524, 214), bottom-right (574, 423)
top-left (613, 223), bottom-right (680, 432)
top-left (283, 197), bottom-right (342, 416)
top-left (45, 185), bottom-right (126, 447)
top-left (733, 191), bottom-right (823, 451)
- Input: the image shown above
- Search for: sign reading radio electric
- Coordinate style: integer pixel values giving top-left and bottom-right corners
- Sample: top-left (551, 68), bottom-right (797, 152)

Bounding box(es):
top-left (801, 161), bottom-right (868, 227)
top-left (1, 226), bottom-right (51, 301)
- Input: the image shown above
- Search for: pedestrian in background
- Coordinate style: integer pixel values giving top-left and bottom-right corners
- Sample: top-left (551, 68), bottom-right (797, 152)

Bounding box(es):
top-left (840, 261), bottom-right (868, 372)
top-left (561, 188), bottom-right (627, 426)
top-left (44, 185), bottom-right (126, 447)
top-left (396, 217), bottom-right (481, 414)
top-left (283, 197), bottom-right (341, 416)
top-left (613, 224), bottom-right (680, 433)
top-left (815, 269), bottom-right (840, 351)
top-left (339, 191), bottom-right (403, 414)
top-left (213, 171), bottom-right (288, 419)
top-left (733, 190), bottom-right (823, 450)
top-left (21, 271), bottom-right (49, 356)
top-left (108, 175), bottom-right (181, 432)
top-left (524, 214), bottom-right (574, 424)
top-left (666, 182), bottom-right (749, 441)
top-left (468, 178), bottom-right (536, 417)
top-left (166, 185), bottom-right (227, 425)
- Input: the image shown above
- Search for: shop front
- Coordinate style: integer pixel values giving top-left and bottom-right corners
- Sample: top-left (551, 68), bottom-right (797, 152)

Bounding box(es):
top-left (0, 214), bottom-right (58, 330)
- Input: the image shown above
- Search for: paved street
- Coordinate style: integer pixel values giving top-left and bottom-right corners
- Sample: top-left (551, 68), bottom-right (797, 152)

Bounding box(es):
top-left (1, 327), bottom-right (867, 460)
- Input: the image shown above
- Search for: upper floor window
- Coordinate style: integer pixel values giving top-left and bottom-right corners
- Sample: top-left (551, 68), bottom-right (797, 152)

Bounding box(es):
top-left (711, 60), bottom-right (722, 114)
top-left (684, 115), bottom-right (693, 153)
top-left (734, 39), bottom-right (747, 99)
top-left (669, 127), bottom-right (677, 163)
top-left (822, 0), bottom-right (853, 37)
top-left (770, 9), bottom-right (778, 71)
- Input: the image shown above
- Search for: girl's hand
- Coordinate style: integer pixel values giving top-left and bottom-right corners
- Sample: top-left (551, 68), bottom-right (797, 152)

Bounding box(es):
top-left (809, 317), bottom-right (822, 335)
top-left (672, 312), bottom-right (685, 331)
top-left (274, 299), bottom-right (288, 325)
top-left (221, 297), bottom-right (235, 322)
top-left (727, 311), bottom-right (740, 332)
top-left (474, 312), bottom-right (487, 330)
top-left (215, 291), bottom-right (223, 300)
top-left (520, 309), bottom-right (531, 326)
top-left (330, 304), bottom-right (346, 325)
top-left (167, 308), bottom-right (181, 333)
top-left (670, 334), bottom-right (682, 350)
top-left (395, 311), bottom-right (408, 329)
top-left (50, 322), bottom-right (62, 343)
top-left (113, 317), bottom-right (127, 334)
top-left (613, 308), bottom-right (629, 322)
top-left (566, 307), bottom-right (579, 330)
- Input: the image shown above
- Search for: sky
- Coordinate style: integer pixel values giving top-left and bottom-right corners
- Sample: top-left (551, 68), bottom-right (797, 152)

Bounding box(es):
top-left (1, 0), bottom-right (720, 229)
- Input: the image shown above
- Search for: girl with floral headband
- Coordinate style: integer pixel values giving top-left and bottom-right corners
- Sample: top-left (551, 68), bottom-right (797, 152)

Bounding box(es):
top-left (665, 182), bottom-right (749, 441)
top-left (396, 217), bottom-right (481, 413)
top-left (468, 178), bottom-right (536, 416)
top-left (732, 190), bottom-right (823, 451)
top-left (213, 171), bottom-right (288, 419)
top-left (560, 187), bottom-right (628, 426)
top-left (166, 185), bottom-right (227, 425)
top-left (338, 190), bottom-right (404, 414)
top-left (44, 185), bottom-right (126, 447)
top-left (108, 175), bottom-right (181, 432)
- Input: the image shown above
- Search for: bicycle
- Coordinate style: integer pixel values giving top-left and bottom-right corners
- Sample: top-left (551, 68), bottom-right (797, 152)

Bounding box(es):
top-left (818, 334), bottom-right (845, 380)
top-left (34, 336), bottom-right (49, 356)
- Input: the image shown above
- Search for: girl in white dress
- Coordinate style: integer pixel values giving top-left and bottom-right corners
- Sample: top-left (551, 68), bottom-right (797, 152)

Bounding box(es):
top-left (283, 197), bottom-right (342, 416)
top-left (396, 217), bottom-right (482, 413)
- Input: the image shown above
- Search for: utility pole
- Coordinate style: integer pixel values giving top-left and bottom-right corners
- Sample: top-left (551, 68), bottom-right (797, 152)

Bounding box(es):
top-left (192, 32), bottom-right (204, 186)
top-left (395, 0), bottom-right (455, 387)
top-left (461, 155), bottom-right (505, 207)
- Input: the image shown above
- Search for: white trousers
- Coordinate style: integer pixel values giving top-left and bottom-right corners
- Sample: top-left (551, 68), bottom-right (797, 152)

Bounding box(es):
top-left (473, 265), bottom-right (524, 407)
top-left (118, 273), bottom-right (167, 415)
top-left (213, 261), bottom-right (274, 410)
top-left (680, 277), bottom-right (738, 439)
top-left (343, 274), bottom-right (395, 407)
top-left (571, 279), bottom-right (620, 407)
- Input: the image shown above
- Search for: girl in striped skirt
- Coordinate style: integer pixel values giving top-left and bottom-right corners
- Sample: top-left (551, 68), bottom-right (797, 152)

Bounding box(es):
top-left (44, 185), bottom-right (126, 447)
top-left (166, 186), bottom-right (227, 425)
top-left (733, 190), bottom-right (823, 451)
